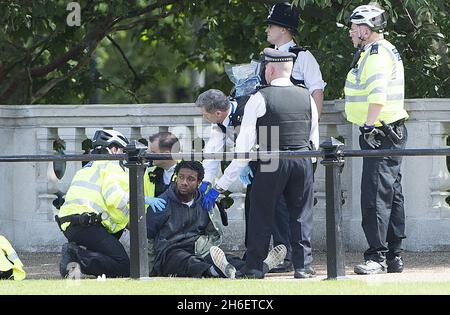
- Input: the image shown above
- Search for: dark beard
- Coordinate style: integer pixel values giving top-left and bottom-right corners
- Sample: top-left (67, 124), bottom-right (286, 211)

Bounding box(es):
top-left (176, 189), bottom-right (195, 203)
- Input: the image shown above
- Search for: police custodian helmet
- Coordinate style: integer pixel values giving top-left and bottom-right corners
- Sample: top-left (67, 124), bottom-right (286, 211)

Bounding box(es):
top-left (266, 2), bottom-right (300, 32)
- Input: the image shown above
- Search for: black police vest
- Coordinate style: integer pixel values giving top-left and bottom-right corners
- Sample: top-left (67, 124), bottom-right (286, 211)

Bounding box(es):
top-left (230, 95), bottom-right (249, 127)
top-left (148, 167), bottom-right (170, 197)
top-left (216, 95), bottom-right (250, 140)
top-left (256, 85), bottom-right (311, 151)
top-left (288, 46), bottom-right (307, 86)
top-left (269, 44), bottom-right (307, 86)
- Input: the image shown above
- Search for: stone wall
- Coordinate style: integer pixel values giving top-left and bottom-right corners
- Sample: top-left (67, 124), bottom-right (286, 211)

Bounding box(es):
top-left (0, 99), bottom-right (448, 252)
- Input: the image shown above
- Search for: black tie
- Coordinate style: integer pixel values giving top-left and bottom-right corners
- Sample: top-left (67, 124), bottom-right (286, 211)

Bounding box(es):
top-left (217, 123), bottom-right (226, 134)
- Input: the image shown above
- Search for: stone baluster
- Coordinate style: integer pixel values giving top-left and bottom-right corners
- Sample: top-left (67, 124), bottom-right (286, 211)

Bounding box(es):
top-left (429, 122), bottom-right (450, 218)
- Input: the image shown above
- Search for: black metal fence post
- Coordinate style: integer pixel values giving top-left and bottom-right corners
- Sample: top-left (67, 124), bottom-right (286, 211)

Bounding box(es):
top-left (320, 137), bottom-right (346, 279)
top-left (124, 140), bottom-right (149, 279)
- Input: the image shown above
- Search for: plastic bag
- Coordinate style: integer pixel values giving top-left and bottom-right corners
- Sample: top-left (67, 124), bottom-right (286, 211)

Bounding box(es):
top-left (225, 60), bottom-right (262, 97)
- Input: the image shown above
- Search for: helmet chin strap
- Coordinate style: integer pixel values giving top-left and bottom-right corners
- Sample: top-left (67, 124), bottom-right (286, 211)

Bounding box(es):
top-left (356, 26), bottom-right (366, 49)
top-left (350, 26), bottom-right (365, 69)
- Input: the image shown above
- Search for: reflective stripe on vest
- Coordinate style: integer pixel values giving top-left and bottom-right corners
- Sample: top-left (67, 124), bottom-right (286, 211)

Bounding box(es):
top-left (63, 198), bottom-right (116, 230)
top-left (7, 252), bottom-right (18, 262)
top-left (344, 40), bottom-right (408, 126)
top-left (0, 235), bottom-right (26, 280)
top-left (64, 198), bottom-right (105, 214)
top-left (71, 180), bottom-right (101, 192)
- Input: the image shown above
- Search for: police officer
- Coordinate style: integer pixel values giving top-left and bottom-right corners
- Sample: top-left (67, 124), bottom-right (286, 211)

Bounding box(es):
top-left (144, 132), bottom-right (180, 212)
top-left (265, 2), bottom-right (326, 115)
top-left (56, 129), bottom-right (132, 278)
top-left (248, 2), bottom-right (324, 273)
top-left (0, 235), bottom-right (26, 280)
top-left (345, 4), bottom-right (409, 274)
top-left (202, 48), bottom-right (317, 279)
top-left (195, 89), bottom-right (245, 197)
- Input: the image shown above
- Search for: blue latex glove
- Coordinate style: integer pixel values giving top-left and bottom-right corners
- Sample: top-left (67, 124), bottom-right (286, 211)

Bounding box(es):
top-left (144, 196), bottom-right (167, 213)
top-left (199, 181), bottom-right (211, 195)
top-left (239, 165), bottom-right (254, 186)
top-left (201, 188), bottom-right (220, 212)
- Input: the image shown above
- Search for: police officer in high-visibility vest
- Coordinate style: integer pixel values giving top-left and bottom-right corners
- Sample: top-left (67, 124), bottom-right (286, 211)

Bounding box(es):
top-left (57, 130), bottom-right (136, 278)
top-left (0, 235), bottom-right (26, 280)
top-left (345, 4), bottom-right (409, 275)
top-left (144, 132), bottom-right (180, 206)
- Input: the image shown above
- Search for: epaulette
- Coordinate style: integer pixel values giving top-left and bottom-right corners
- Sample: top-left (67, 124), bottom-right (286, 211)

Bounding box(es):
top-left (370, 44), bottom-right (379, 55)
top-left (288, 46), bottom-right (307, 56)
top-left (256, 84), bottom-right (270, 91)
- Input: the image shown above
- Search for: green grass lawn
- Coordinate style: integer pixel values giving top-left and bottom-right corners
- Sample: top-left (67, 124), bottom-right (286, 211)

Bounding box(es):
top-left (2, 278), bottom-right (450, 295)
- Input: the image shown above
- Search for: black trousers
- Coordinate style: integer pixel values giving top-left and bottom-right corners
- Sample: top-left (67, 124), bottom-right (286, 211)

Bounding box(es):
top-left (0, 269), bottom-right (12, 279)
top-left (270, 162), bottom-right (318, 263)
top-left (271, 196), bottom-right (292, 261)
top-left (359, 124), bottom-right (408, 262)
top-left (245, 162), bottom-right (317, 264)
top-left (245, 158), bottom-right (314, 272)
top-left (160, 243), bottom-right (245, 278)
top-left (64, 224), bottom-right (130, 278)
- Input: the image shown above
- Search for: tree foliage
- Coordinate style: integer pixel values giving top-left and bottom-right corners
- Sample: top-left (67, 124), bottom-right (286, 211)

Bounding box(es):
top-left (0, 0), bottom-right (448, 105)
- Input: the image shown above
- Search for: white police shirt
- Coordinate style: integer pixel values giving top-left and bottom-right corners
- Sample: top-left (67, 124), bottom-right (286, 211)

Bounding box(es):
top-left (277, 40), bottom-right (327, 94)
top-left (163, 164), bottom-right (177, 185)
top-left (215, 78), bottom-right (319, 191)
top-left (203, 103), bottom-right (237, 184)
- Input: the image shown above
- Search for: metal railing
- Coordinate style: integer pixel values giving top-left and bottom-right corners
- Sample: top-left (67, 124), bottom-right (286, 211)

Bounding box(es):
top-left (1, 137), bottom-right (449, 280)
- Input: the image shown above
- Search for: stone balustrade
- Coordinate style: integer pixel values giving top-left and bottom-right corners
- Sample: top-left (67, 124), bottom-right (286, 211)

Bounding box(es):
top-left (0, 99), bottom-right (448, 252)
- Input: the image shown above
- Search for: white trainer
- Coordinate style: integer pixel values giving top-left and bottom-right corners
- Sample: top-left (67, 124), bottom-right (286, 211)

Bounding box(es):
top-left (209, 246), bottom-right (236, 279)
top-left (263, 245), bottom-right (287, 273)
top-left (354, 260), bottom-right (387, 275)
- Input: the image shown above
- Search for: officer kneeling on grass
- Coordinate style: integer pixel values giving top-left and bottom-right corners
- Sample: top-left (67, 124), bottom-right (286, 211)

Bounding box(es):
top-left (56, 130), bottom-right (131, 278)
top-left (56, 129), bottom-right (163, 279)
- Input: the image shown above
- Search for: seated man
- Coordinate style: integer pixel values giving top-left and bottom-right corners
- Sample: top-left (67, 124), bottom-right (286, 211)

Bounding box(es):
top-left (147, 161), bottom-right (286, 278)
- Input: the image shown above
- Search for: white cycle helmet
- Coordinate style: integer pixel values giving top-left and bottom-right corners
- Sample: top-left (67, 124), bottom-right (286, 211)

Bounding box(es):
top-left (349, 5), bottom-right (387, 32)
top-left (92, 129), bottom-right (129, 149)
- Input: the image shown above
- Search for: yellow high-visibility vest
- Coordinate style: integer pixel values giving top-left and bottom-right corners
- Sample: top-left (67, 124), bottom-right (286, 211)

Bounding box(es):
top-left (0, 235), bottom-right (26, 280)
top-left (59, 160), bottom-right (131, 234)
top-left (344, 39), bottom-right (408, 127)
top-left (144, 166), bottom-right (156, 198)
top-left (144, 165), bottom-right (178, 198)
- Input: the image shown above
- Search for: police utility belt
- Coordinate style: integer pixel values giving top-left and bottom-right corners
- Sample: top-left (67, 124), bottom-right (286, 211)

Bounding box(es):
top-left (55, 212), bottom-right (108, 231)
top-left (279, 145), bottom-right (311, 151)
top-left (378, 119), bottom-right (405, 144)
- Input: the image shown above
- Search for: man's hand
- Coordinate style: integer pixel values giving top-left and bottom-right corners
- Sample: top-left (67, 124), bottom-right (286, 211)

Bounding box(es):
top-left (145, 196), bottom-right (167, 213)
top-left (239, 165), bottom-right (254, 186)
top-left (201, 188), bottom-right (220, 212)
top-left (199, 181), bottom-right (211, 195)
top-left (359, 125), bottom-right (386, 149)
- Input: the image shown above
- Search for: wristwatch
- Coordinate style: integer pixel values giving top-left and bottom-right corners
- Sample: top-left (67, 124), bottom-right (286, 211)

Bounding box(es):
top-left (214, 184), bottom-right (225, 193)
